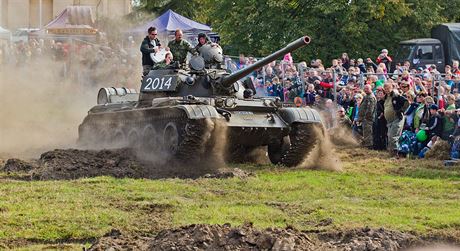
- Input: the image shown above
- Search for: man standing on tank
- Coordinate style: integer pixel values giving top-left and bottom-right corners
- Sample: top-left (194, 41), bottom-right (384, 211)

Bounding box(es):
top-left (194, 33), bottom-right (211, 52)
top-left (167, 29), bottom-right (193, 67)
top-left (140, 27), bottom-right (161, 76)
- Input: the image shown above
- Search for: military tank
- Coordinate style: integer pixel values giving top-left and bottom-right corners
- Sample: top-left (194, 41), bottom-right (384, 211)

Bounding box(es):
top-left (78, 36), bottom-right (323, 166)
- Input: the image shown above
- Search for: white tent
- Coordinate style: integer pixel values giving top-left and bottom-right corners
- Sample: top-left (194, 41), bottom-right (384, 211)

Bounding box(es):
top-left (0, 26), bottom-right (12, 41)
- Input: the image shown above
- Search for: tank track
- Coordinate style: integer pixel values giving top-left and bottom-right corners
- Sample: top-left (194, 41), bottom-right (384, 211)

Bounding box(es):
top-left (280, 123), bottom-right (323, 167)
top-left (78, 109), bottom-right (219, 163)
top-left (175, 119), bottom-right (214, 162)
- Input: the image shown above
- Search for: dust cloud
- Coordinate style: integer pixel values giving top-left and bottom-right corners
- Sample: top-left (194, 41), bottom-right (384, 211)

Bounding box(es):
top-left (300, 125), bottom-right (343, 172)
top-left (0, 60), bottom-right (96, 158)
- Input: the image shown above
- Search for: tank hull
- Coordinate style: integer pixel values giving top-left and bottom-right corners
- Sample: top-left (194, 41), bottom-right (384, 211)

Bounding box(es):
top-left (78, 99), bottom-right (323, 166)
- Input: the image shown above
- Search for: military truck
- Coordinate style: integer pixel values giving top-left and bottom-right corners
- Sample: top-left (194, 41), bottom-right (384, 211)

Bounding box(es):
top-left (78, 35), bottom-right (324, 167)
top-left (394, 23), bottom-right (460, 71)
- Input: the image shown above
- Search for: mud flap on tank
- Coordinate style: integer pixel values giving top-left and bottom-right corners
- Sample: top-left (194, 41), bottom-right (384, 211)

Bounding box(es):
top-left (278, 107), bottom-right (322, 124)
top-left (176, 105), bottom-right (221, 119)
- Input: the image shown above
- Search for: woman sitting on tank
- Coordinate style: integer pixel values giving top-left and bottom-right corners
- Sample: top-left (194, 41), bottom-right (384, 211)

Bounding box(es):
top-left (154, 52), bottom-right (178, 69)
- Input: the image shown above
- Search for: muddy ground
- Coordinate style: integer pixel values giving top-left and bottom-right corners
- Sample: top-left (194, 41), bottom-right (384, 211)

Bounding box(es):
top-left (1, 141), bottom-right (459, 250)
top-left (88, 223), bottom-right (459, 251)
top-left (1, 148), bottom-right (253, 180)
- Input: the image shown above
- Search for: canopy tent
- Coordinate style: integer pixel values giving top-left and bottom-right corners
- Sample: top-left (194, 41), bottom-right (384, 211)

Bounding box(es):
top-left (0, 26), bottom-right (12, 41)
top-left (45, 6), bottom-right (97, 35)
top-left (30, 6), bottom-right (98, 41)
top-left (128, 9), bottom-right (212, 36)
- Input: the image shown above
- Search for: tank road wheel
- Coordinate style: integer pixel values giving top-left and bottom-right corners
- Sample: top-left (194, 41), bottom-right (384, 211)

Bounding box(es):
top-left (163, 122), bottom-right (180, 155)
top-left (128, 129), bottom-right (140, 149)
top-left (97, 129), bottom-right (111, 148)
top-left (267, 137), bottom-right (290, 165)
top-left (112, 129), bottom-right (127, 148)
top-left (277, 123), bottom-right (323, 167)
top-left (142, 124), bottom-right (161, 154)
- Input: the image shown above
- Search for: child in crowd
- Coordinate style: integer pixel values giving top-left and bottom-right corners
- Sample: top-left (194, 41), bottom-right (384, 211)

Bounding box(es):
top-left (304, 84), bottom-right (316, 106)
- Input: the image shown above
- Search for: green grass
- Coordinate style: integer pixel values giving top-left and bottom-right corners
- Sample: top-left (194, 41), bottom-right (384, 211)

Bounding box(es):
top-left (1, 148), bottom-right (460, 249)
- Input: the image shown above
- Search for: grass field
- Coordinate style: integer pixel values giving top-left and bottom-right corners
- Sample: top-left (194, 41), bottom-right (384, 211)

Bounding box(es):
top-left (1, 147), bottom-right (460, 250)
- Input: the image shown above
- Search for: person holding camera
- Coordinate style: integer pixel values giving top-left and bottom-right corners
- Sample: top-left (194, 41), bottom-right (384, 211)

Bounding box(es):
top-left (376, 49), bottom-right (393, 71)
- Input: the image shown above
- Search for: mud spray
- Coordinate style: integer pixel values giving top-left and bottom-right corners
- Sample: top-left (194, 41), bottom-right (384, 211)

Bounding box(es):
top-left (300, 125), bottom-right (343, 171)
top-left (136, 118), bottom-right (229, 176)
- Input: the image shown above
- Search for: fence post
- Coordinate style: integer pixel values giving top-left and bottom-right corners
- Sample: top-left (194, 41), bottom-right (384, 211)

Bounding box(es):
top-left (299, 65), bottom-right (305, 101)
top-left (333, 70), bottom-right (337, 105)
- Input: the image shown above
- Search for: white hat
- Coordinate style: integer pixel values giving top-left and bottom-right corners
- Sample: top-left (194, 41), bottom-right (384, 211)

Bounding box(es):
top-left (381, 49), bottom-right (388, 53)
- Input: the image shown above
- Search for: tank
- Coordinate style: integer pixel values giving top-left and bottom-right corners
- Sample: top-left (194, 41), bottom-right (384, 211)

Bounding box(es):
top-left (78, 36), bottom-right (324, 166)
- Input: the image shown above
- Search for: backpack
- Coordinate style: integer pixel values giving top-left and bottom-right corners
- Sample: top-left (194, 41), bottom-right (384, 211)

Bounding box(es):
top-left (398, 130), bottom-right (417, 154)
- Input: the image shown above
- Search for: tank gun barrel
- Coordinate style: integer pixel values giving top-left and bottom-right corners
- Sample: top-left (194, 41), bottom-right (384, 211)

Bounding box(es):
top-left (221, 36), bottom-right (311, 87)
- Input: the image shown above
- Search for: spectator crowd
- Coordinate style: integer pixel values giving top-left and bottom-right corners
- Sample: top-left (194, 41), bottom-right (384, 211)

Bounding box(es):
top-left (0, 37), bottom-right (140, 89)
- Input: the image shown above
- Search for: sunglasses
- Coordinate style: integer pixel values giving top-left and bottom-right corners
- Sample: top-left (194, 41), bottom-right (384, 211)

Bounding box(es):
top-left (401, 85), bottom-right (409, 88)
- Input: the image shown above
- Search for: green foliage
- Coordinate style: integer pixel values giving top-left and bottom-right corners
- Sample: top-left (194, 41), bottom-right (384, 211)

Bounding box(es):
top-left (136, 0), bottom-right (460, 64)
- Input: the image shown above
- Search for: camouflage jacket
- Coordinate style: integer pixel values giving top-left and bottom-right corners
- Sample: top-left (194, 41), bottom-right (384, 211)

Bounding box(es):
top-left (168, 39), bottom-right (193, 65)
top-left (358, 93), bottom-right (377, 122)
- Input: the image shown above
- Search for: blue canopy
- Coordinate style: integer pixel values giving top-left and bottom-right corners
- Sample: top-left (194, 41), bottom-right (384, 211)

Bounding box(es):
top-left (130, 9), bottom-right (211, 35)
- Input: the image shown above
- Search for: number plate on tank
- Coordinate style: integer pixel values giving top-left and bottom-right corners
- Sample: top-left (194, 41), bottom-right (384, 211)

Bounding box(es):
top-left (141, 76), bottom-right (178, 92)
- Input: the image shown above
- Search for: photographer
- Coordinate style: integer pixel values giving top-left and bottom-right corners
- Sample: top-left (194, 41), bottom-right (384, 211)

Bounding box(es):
top-left (365, 57), bottom-right (378, 72)
top-left (376, 49), bottom-right (393, 71)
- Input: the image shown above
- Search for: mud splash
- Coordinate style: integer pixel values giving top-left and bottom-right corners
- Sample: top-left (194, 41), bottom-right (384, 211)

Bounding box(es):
top-left (300, 125), bottom-right (343, 172)
top-left (1, 148), bottom-right (252, 180)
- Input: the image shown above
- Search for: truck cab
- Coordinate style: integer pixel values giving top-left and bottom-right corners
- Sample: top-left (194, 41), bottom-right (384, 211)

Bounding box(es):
top-left (394, 38), bottom-right (444, 71)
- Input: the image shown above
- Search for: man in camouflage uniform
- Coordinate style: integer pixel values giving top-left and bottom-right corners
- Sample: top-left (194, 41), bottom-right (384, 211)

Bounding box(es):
top-left (337, 106), bottom-right (352, 128)
top-left (358, 84), bottom-right (377, 148)
top-left (167, 29), bottom-right (193, 67)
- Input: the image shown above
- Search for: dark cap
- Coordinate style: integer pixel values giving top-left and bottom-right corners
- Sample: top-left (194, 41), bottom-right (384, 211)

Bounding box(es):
top-left (429, 104), bottom-right (439, 110)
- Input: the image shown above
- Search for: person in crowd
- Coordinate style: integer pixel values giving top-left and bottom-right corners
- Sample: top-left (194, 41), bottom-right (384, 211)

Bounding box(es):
top-left (376, 49), bottom-right (392, 71)
top-left (167, 29), bottom-right (193, 67)
top-left (426, 104), bottom-right (443, 139)
top-left (341, 52), bottom-right (350, 70)
top-left (404, 91), bottom-right (418, 130)
top-left (351, 93), bottom-right (363, 139)
top-left (323, 99), bottom-right (336, 129)
top-left (383, 81), bottom-right (409, 154)
top-left (441, 94), bottom-right (457, 139)
top-left (140, 26), bottom-right (162, 76)
top-left (337, 106), bottom-right (352, 128)
top-left (358, 84), bottom-right (377, 148)
top-left (304, 83), bottom-right (316, 106)
top-left (357, 58), bottom-right (366, 74)
top-left (373, 87), bottom-right (388, 150)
